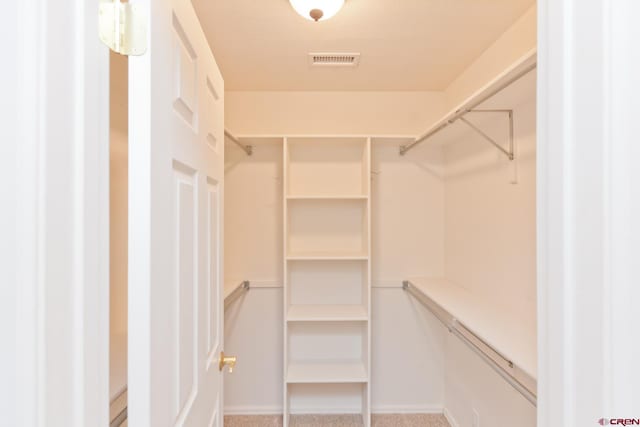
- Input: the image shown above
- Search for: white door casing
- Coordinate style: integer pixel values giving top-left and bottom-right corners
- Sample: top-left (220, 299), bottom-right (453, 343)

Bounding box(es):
top-left (128, 0), bottom-right (225, 425)
top-left (537, 0), bottom-right (640, 425)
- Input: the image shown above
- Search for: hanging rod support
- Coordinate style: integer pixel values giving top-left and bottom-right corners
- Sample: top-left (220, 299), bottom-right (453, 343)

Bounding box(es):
top-left (459, 110), bottom-right (514, 161)
top-left (400, 61), bottom-right (536, 156)
top-left (224, 130), bottom-right (253, 156)
top-left (224, 280), bottom-right (250, 309)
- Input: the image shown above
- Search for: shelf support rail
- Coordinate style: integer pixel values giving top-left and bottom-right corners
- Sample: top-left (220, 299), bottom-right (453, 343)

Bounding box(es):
top-left (225, 130), bottom-right (253, 156)
top-left (224, 280), bottom-right (250, 309)
top-left (402, 280), bottom-right (537, 406)
top-left (399, 62), bottom-right (536, 156)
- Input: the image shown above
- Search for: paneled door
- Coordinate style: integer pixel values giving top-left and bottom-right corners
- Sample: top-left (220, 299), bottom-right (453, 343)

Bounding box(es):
top-left (128, 0), bottom-right (225, 425)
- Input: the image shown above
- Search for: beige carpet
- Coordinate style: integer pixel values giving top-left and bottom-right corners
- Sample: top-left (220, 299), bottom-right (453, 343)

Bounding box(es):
top-left (224, 414), bottom-right (451, 427)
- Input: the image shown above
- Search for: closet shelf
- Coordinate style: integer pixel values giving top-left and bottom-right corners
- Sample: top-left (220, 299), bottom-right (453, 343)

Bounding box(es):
top-left (286, 361), bottom-right (368, 384)
top-left (287, 305), bottom-right (368, 322)
top-left (404, 277), bottom-right (536, 405)
top-left (287, 195), bottom-right (368, 201)
top-left (287, 252), bottom-right (369, 261)
top-left (406, 277), bottom-right (536, 378)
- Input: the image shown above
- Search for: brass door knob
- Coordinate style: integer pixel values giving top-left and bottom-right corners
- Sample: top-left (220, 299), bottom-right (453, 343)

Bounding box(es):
top-left (219, 351), bottom-right (237, 373)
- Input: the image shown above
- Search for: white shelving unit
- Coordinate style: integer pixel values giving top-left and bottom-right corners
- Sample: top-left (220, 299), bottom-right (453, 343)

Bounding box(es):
top-left (283, 137), bottom-right (371, 427)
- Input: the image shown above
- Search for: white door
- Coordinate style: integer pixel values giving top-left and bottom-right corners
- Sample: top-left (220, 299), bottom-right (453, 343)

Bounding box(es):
top-left (128, 0), bottom-right (225, 425)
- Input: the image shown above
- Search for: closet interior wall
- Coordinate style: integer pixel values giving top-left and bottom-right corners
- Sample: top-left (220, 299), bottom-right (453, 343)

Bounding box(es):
top-left (441, 78), bottom-right (537, 427)
top-left (224, 145), bottom-right (449, 415)
top-left (223, 92), bottom-right (450, 416)
top-left (223, 98), bottom-right (537, 427)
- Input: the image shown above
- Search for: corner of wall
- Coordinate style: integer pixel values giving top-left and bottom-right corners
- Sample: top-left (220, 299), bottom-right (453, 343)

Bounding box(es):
top-left (444, 5), bottom-right (537, 109)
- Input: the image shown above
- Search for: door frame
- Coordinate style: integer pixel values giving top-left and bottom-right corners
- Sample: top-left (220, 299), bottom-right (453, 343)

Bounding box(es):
top-left (537, 0), bottom-right (640, 425)
top-left (6, 0), bottom-right (640, 426)
top-left (5, 0), bottom-right (110, 426)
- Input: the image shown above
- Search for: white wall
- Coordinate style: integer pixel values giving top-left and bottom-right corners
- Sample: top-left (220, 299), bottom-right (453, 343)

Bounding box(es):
top-left (444, 5), bottom-right (536, 109)
top-left (443, 97), bottom-right (537, 316)
top-left (442, 95), bottom-right (537, 426)
top-left (226, 91), bottom-right (447, 136)
top-left (223, 141), bottom-right (284, 414)
top-left (370, 141), bottom-right (446, 413)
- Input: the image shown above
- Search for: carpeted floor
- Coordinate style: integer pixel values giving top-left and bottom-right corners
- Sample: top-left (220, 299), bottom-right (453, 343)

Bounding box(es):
top-left (224, 414), bottom-right (451, 427)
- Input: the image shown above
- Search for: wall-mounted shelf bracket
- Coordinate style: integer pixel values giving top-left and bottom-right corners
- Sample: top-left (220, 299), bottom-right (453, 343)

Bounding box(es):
top-left (400, 54), bottom-right (536, 156)
top-left (459, 109), bottom-right (514, 161)
top-left (224, 280), bottom-right (250, 309)
top-left (399, 109), bottom-right (515, 161)
top-left (225, 130), bottom-right (253, 156)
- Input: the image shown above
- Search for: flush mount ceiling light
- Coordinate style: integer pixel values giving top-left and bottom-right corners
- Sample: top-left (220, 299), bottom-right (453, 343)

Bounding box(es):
top-left (289, 0), bottom-right (345, 22)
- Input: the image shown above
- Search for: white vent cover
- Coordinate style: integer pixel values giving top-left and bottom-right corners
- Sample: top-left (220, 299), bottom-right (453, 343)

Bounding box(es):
top-left (308, 52), bottom-right (361, 67)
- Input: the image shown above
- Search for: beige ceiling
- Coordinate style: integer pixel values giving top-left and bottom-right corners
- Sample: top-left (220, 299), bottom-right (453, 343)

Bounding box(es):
top-left (192, 0), bottom-right (535, 91)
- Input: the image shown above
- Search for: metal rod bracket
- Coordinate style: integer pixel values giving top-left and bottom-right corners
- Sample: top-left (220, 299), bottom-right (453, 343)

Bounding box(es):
top-left (400, 62), bottom-right (535, 156)
top-left (224, 130), bottom-right (253, 156)
top-left (459, 110), bottom-right (515, 161)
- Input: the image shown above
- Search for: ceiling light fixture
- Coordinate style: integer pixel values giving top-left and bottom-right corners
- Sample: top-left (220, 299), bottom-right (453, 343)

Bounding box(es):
top-left (289, 0), bottom-right (345, 22)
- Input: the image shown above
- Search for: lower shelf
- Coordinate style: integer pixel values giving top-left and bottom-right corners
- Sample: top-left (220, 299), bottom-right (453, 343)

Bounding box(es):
top-left (286, 361), bottom-right (368, 384)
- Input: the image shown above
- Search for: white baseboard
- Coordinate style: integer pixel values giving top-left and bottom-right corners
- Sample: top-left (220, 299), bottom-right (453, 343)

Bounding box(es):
top-left (372, 404), bottom-right (444, 414)
top-left (290, 408), bottom-right (361, 415)
top-left (225, 404), bottom-right (445, 416)
top-left (224, 405), bottom-right (283, 416)
top-left (443, 407), bottom-right (460, 427)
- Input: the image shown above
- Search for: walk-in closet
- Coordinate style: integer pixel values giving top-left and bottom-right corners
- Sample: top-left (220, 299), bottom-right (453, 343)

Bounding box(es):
top-left (220, 7), bottom-right (538, 421)
top-left (110, 1), bottom-right (539, 426)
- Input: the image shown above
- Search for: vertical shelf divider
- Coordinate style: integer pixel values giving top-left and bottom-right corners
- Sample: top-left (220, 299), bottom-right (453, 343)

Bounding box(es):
top-left (283, 137), bottom-right (290, 427)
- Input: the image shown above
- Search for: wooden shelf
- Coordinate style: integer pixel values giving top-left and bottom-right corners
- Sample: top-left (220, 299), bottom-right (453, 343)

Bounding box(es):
top-left (286, 361), bottom-right (368, 384)
top-left (287, 305), bottom-right (368, 322)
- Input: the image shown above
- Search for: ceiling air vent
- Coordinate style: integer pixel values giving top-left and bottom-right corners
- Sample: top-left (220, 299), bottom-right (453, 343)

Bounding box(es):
top-left (308, 53), bottom-right (361, 67)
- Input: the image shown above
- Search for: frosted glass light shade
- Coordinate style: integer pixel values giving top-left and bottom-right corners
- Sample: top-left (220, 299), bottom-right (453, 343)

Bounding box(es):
top-left (289, 0), bottom-right (345, 21)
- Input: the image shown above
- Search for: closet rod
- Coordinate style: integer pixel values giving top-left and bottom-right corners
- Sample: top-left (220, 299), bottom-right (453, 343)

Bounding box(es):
top-left (399, 62), bottom-right (536, 156)
top-left (225, 130), bottom-right (253, 156)
top-left (402, 280), bottom-right (537, 406)
top-left (225, 280), bottom-right (250, 309)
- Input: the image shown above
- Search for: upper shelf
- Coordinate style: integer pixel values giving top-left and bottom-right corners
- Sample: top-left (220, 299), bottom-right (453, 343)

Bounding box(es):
top-left (400, 49), bottom-right (537, 156)
top-left (406, 276), bottom-right (537, 381)
top-left (286, 137), bottom-right (369, 197)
